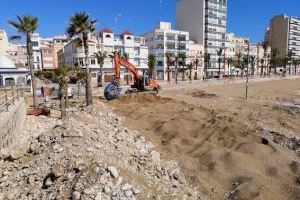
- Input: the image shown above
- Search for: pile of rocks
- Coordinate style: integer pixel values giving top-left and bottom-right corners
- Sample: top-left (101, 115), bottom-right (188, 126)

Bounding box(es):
top-left (0, 101), bottom-right (206, 199)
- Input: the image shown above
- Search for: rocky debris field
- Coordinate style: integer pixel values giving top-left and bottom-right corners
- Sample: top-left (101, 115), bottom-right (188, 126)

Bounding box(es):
top-left (0, 101), bottom-right (206, 200)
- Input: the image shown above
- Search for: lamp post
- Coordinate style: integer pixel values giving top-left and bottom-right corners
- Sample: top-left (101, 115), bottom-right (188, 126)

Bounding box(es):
top-left (246, 40), bottom-right (250, 99)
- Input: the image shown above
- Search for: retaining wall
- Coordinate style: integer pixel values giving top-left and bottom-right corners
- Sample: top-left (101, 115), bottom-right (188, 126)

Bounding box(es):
top-left (0, 98), bottom-right (26, 149)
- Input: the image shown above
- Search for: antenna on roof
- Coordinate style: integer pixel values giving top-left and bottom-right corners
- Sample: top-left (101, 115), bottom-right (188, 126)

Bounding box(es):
top-left (159, 0), bottom-right (163, 20)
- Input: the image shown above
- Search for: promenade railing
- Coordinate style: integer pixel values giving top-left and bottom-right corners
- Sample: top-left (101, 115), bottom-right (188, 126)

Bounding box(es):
top-left (0, 85), bottom-right (24, 113)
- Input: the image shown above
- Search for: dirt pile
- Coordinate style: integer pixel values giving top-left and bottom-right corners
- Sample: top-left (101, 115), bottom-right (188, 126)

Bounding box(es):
top-left (0, 101), bottom-right (206, 200)
top-left (109, 89), bottom-right (300, 200)
top-left (118, 93), bottom-right (171, 104)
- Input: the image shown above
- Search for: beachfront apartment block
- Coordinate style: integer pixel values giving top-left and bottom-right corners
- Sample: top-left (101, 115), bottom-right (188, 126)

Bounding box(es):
top-left (142, 22), bottom-right (190, 80)
top-left (265, 14), bottom-right (300, 59)
top-left (225, 33), bottom-right (266, 75)
top-left (176, 0), bottom-right (228, 77)
top-left (61, 29), bottom-right (148, 82)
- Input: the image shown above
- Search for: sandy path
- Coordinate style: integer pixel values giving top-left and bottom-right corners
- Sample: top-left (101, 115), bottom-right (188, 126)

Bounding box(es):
top-left (107, 78), bottom-right (300, 200)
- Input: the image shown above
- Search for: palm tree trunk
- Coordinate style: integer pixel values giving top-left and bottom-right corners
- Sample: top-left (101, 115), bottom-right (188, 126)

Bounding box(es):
top-left (218, 60), bottom-right (221, 78)
top-left (99, 62), bottom-right (103, 87)
top-left (83, 34), bottom-right (93, 105)
top-left (182, 66), bottom-right (185, 81)
top-left (65, 85), bottom-right (68, 108)
top-left (27, 33), bottom-right (37, 108)
top-left (61, 84), bottom-right (66, 119)
top-left (167, 62), bottom-right (170, 82)
top-left (77, 81), bottom-right (80, 99)
top-left (194, 65), bottom-right (198, 80)
top-left (175, 60), bottom-right (178, 84)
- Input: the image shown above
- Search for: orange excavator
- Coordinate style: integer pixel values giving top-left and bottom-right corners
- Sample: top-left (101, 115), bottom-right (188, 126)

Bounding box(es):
top-left (104, 52), bottom-right (160, 100)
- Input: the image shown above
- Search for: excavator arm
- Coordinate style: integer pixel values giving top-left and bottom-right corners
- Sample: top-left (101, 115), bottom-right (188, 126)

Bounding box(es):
top-left (113, 53), bottom-right (140, 83)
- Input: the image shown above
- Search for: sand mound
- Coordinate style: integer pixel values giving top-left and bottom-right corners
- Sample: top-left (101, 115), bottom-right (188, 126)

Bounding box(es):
top-left (109, 93), bottom-right (300, 200)
top-left (116, 93), bottom-right (172, 104)
top-left (188, 90), bottom-right (218, 98)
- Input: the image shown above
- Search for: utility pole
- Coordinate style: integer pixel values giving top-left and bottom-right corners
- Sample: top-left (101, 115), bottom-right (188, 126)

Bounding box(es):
top-left (246, 40), bottom-right (250, 99)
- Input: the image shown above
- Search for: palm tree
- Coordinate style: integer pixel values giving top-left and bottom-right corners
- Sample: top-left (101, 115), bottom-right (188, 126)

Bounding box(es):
top-left (165, 52), bottom-right (174, 82)
top-left (249, 56), bottom-right (256, 76)
top-left (187, 63), bottom-right (193, 81)
top-left (292, 59), bottom-right (299, 75)
top-left (216, 48), bottom-right (223, 78)
top-left (194, 58), bottom-right (200, 80)
top-left (287, 50), bottom-right (295, 75)
top-left (241, 55), bottom-right (249, 78)
top-left (75, 67), bottom-right (86, 99)
top-left (8, 15), bottom-right (38, 108)
top-left (174, 55), bottom-right (180, 84)
top-left (226, 57), bottom-right (234, 76)
top-left (260, 58), bottom-right (265, 77)
top-left (66, 12), bottom-right (97, 106)
top-left (54, 65), bottom-right (75, 119)
top-left (179, 54), bottom-right (187, 81)
top-left (270, 48), bottom-right (279, 75)
top-left (283, 50), bottom-right (294, 76)
top-left (235, 53), bottom-right (243, 77)
top-left (148, 54), bottom-right (157, 79)
top-left (94, 51), bottom-right (107, 87)
top-left (204, 53), bottom-right (211, 79)
top-left (261, 41), bottom-right (270, 76)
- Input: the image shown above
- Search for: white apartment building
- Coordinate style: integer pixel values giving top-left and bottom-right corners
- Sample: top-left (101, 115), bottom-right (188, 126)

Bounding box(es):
top-left (265, 14), bottom-right (300, 59)
top-left (32, 33), bottom-right (42, 70)
top-left (142, 22), bottom-right (189, 80)
top-left (0, 30), bottom-right (9, 56)
top-left (176, 0), bottom-right (228, 77)
top-left (225, 33), bottom-right (266, 75)
top-left (62, 28), bottom-right (148, 82)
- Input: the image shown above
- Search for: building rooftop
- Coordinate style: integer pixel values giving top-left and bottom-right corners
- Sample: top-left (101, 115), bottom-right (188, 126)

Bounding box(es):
top-left (0, 55), bottom-right (16, 69)
top-left (121, 30), bottom-right (133, 35)
top-left (100, 28), bottom-right (113, 33)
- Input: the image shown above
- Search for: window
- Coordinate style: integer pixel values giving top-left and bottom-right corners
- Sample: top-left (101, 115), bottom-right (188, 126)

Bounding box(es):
top-left (157, 61), bottom-right (163, 66)
top-left (32, 41), bottom-right (39, 47)
top-left (91, 59), bottom-right (96, 65)
top-left (127, 36), bottom-right (132, 40)
top-left (105, 34), bottom-right (111, 38)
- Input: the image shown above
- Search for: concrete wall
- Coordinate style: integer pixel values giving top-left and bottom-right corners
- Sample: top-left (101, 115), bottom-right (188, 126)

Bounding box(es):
top-left (0, 98), bottom-right (26, 149)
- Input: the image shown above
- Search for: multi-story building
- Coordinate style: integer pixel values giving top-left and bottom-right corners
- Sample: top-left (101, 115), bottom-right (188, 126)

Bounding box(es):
top-left (0, 30), bottom-right (9, 56)
top-left (176, 0), bottom-right (228, 77)
top-left (52, 35), bottom-right (69, 69)
top-left (31, 33), bottom-right (42, 70)
top-left (142, 22), bottom-right (189, 80)
top-left (62, 28), bottom-right (148, 82)
top-left (7, 44), bottom-right (27, 68)
top-left (265, 14), bottom-right (300, 59)
top-left (40, 35), bottom-right (69, 70)
top-left (225, 33), bottom-right (267, 75)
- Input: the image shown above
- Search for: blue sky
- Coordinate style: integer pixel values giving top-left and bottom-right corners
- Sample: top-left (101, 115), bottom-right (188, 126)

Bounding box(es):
top-left (0, 0), bottom-right (299, 43)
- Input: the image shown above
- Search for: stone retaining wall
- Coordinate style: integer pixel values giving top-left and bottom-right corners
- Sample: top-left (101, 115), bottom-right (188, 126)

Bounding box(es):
top-left (0, 98), bottom-right (26, 149)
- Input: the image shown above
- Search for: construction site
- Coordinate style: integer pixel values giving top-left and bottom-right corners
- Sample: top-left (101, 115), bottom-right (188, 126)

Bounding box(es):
top-left (107, 77), bottom-right (300, 200)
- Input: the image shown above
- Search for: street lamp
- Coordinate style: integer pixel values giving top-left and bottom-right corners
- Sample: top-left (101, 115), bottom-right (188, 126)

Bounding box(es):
top-left (246, 40), bottom-right (250, 99)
